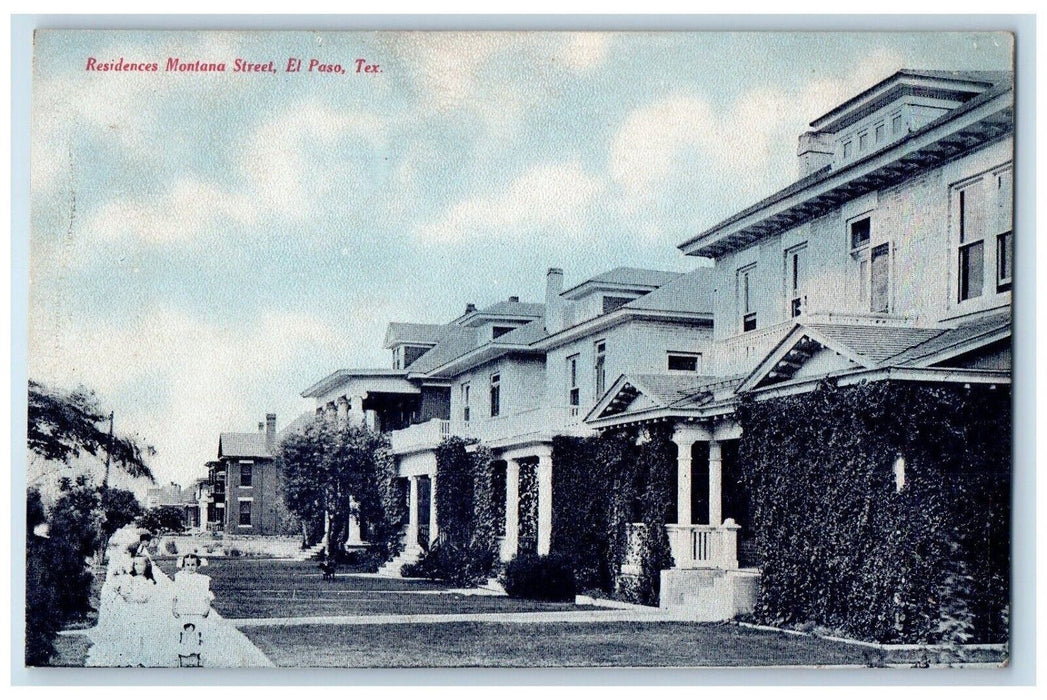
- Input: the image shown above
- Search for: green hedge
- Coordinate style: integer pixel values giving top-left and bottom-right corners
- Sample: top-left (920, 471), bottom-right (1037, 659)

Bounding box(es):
top-left (737, 380), bottom-right (1010, 644)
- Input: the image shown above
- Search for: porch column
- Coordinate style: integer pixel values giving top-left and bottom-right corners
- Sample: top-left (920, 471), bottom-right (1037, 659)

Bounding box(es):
top-left (536, 449), bottom-right (553, 555)
top-left (503, 459), bottom-right (520, 560)
top-left (349, 395), bottom-right (365, 424)
top-left (672, 433), bottom-right (695, 526)
top-left (428, 471), bottom-right (439, 542)
top-left (708, 440), bottom-right (722, 527)
top-left (346, 496), bottom-right (363, 545)
top-left (406, 476), bottom-right (420, 549)
top-left (336, 397), bottom-right (349, 422)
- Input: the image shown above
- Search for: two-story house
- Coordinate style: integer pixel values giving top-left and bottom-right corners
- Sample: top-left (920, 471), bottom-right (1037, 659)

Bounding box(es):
top-left (588, 69), bottom-right (1013, 618)
top-left (301, 265), bottom-right (715, 567)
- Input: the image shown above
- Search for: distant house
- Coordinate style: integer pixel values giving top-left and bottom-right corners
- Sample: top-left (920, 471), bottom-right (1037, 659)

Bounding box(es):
top-left (202, 414), bottom-right (291, 536)
top-left (145, 482), bottom-right (199, 530)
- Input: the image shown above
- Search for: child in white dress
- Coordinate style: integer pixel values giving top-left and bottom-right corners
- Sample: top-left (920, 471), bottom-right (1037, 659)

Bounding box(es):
top-left (171, 553), bottom-right (214, 667)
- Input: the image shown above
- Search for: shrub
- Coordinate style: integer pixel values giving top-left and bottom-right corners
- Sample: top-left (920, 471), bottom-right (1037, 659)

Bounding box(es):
top-left (227, 547), bottom-right (242, 557)
top-left (163, 539), bottom-right (178, 555)
top-left (402, 541), bottom-right (498, 586)
top-left (501, 553), bottom-right (577, 602)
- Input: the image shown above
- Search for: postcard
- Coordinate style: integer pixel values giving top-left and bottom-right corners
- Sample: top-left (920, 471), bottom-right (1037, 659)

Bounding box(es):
top-left (23, 28), bottom-right (1015, 670)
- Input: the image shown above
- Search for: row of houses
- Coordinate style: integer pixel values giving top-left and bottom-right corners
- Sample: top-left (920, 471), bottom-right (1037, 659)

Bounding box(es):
top-left (199, 69), bottom-right (1014, 618)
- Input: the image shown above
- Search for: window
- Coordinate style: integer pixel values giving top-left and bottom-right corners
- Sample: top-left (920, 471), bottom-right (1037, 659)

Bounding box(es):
top-left (842, 140), bottom-right (852, 159)
top-left (594, 341), bottom-right (607, 398)
top-left (404, 345), bottom-right (429, 366)
top-left (492, 326), bottom-right (514, 339)
top-left (667, 352), bottom-right (702, 373)
top-left (238, 499), bottom-right (252, 526)
top-left (461, 382), bottom-right (470, 422)
top-left (850, 217), bottom-right (871, 251)
top-left (737, 264), bottom-right (756, 332)
top-left (602, 296), bottom-right (633, 314)
top-left (566, 355), bottom-right (580, 407)
top-left (489, 374), bottom-right (501, 418)
top-left (870, 243), bottom-right (891, 313)
top-left (239, 464), bottom-right (252, 487)
top-left (957, 182), bottom-right (986, 301)
top-left (785, 244), bottom-right (807, 318)
top-left (875, 122), bottom-right (885, 144)
top-left (891, 113), bottom-right (904, 136)
top-left (996, 168), bottom-right (1013, 293)
top-left (858, 131), bottom-right (869, 152)
top-left (997, 232), bottom-right (1013, 292)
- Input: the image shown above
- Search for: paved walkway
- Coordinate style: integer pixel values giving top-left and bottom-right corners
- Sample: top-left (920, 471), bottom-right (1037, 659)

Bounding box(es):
top-left (229, 607), bottom-right (670, 628)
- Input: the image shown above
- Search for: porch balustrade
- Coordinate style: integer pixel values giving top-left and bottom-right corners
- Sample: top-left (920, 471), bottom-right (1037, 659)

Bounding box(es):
top-left (665, 521), bottom-right (740, 570)
top-left (389, 406), bottom-right (590, 453)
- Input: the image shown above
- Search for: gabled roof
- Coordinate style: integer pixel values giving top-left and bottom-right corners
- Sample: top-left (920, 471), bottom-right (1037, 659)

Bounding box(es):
top-left (587, 373), bottom-right (726, 421)
top-left (738, 315), bottom-right (1010, 393)
top-left (383, 322), bottom-right (447, 349)
top-left (218, 432), bottom-right (271, 459)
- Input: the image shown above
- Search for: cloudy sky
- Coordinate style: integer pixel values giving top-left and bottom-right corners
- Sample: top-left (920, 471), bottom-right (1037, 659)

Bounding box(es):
top-left (28, 30), bottom-right (1012, 489)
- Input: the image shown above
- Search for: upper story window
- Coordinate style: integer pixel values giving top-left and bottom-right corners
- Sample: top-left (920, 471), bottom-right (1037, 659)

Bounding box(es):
top-left (870, 243), bottom-right (891, 313)
top-left (850, 217), bottom-right (871, 251)
top-left (891, 112), bottom-right (904, 137)
top-left (874, 122), bottom-right (886, 144)
top-left (957, 180), bottom-right (986, 302)
top-left (602, 296), bottom-right (633, 314)
top-left (461, 382), bottom-right (471, 423)
top-left (858, 131), bottom-right (870, 153)
top-left (239, 464), bottom-right (252, 487)
top-left (955, 167), bottom-right (1014, 302)
top-left (996, 168), bottom-right (1013, 293)
top-left (566, 354), bottom-right (580, 407)
top-left (737, 264), bottom-right (757, 332)
top-left (594, 341), bottom-right (607, 398)
top-left (842, 140), bottom-right (853, 160)
top-left (784, 244), bottom-right (807, 318)
top-left (667, 352), bottom-right (702, 373)
top-left (489, 373), bottom-right (501, 418)
top-left (492, 326), bottom-right (514, 339)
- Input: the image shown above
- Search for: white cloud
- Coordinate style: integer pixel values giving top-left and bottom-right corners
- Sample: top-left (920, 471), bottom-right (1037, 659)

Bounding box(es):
top-left (420, 161), bottom-right (604, 243)
top-left (561, 33), bottom-right (611, 73)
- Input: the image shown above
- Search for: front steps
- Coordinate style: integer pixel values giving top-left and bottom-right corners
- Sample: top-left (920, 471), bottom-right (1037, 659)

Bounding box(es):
top-left (291, 543), bottom-right (326, 562)
top-left (375, 546), bottom-right (425, 577)
top-left (659, 568), bottom-right (760, 621)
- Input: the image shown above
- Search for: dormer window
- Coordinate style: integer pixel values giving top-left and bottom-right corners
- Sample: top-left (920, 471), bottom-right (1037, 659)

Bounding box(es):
top-left (667, 352), bottom-right (702, 373)
top-left (602, 296), bottom-right (633, 314)
top-left (492, 326), bottom-right (514, 339)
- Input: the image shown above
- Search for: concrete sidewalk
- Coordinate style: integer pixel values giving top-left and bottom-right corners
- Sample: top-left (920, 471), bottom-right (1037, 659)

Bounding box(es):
top-left (229, 607), bottom-right (671, 628)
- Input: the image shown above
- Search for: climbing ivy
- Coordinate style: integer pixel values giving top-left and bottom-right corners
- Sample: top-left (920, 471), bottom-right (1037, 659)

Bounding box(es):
top-left (550, 426), bottom-right (675, 606)
top-left (406, 436), bottom-right (498, 586)
top-left (737, 380), bottom-right (1010, 644)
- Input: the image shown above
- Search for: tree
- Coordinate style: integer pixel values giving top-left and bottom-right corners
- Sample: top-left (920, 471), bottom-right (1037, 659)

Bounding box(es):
top-left (137, 505), bottom-right (187, 534)
top-left (100, 488), bottom-right (144, 539)
top-left (28, 380), bottom-right (155, 481)
top-left (25, 489), bottom-right (59, 665)
top-left (277, 417), bottom-right (402, 562)
top-left (46, 476), bottom-right (103, 621)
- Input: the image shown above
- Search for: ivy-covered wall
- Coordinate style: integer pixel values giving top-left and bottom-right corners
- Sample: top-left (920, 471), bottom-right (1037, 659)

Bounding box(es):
top-left (550, 426), bottom-right (675, 605)
top-left (737, 380), bottom-right (1010, 644)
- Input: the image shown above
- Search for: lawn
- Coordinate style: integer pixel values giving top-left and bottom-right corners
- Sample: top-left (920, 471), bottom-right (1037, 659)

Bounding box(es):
top-left (153, 557), bottom-right (596, 619)
top-left (241, 620), bottom-right (880, 668)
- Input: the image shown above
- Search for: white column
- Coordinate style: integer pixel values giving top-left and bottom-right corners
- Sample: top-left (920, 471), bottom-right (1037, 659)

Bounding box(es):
top-left (708, 440), bottom-right (722, 527)
top-left (672, 434), bottom-right (694, 526)
top-left (346, 496), bottom-right (363, 545)
top-left (407, 476), bottom-right (420, 550)
top-left (428, 472), bottom-right (439, 543)
top-left (349, 395), bottom-right (365, 424)
top-left (503, 460), bottom-right (520, 561)
top-left (336, 397), bottom-right (349, 422)
top-left (537, 450), bottom-right (553, 555)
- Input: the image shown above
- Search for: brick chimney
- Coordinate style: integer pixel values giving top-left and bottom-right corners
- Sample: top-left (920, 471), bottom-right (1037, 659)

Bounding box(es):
top-left (545, 267), bottom-right (564, 334)
top-left (265, 413), bottom-right (277, 453)
top-left (465, 303), bottom-right (476, 314)
top-left (508, 295), bottom-right (519, 303)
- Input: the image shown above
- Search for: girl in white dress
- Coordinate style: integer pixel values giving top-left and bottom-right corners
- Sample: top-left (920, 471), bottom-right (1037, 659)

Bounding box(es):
top-left (171, 553), bottom-right (214, 667)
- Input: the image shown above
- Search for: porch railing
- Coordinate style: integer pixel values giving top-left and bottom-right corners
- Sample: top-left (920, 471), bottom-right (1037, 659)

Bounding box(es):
top-left (665, 521), bottom-right (740, 570)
